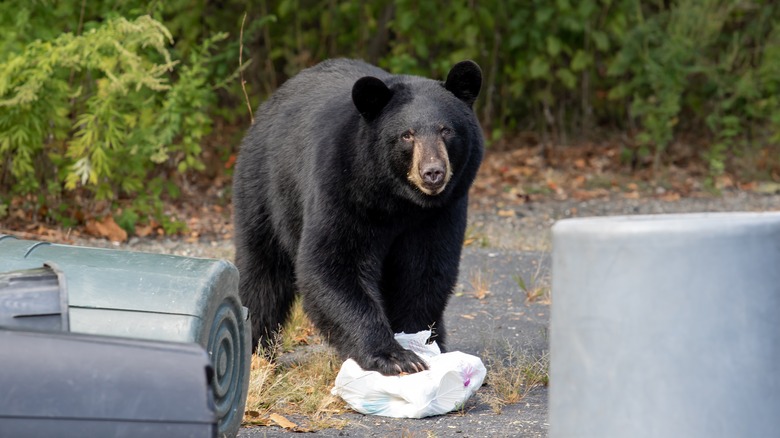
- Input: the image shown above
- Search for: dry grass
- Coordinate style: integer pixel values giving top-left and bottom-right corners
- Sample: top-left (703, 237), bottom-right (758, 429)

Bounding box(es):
top-left (513, 256), bottom-right (551, 305)
top-left (463, 224), bottom-right (491, 247)
top-left (479, 341), bottom-right (549, 414)
top-left (467, 267), bottom-right (493, 300)
top-left (242, 299), bottom-right (348, 431)
top-left (279, 297), bottom-right (319, 351)
top-left (242, 298), bottom-right (551, 430)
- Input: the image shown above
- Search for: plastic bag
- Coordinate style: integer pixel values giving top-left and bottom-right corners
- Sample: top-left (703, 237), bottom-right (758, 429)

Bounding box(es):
top-left (331, 330), bottom-right (486, 418)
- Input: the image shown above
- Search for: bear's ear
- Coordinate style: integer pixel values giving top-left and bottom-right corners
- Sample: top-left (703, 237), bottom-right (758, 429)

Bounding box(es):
top-left (352, 76), bottom-right (393, 120)
top-left (445, 60), bottom-right (482, 107)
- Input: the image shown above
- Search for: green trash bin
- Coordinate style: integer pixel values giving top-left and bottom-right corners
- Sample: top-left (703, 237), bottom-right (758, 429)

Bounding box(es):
top-left (0, 234), bottom-right (250, 438)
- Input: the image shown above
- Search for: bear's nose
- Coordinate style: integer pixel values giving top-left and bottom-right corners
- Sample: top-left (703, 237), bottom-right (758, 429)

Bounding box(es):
top-left (421, 163), bottom-right (445, 186)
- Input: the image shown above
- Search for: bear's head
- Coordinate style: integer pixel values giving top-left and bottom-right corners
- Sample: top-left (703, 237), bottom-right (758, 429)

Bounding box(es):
top-left (352, 61), bottom-right (484, 206)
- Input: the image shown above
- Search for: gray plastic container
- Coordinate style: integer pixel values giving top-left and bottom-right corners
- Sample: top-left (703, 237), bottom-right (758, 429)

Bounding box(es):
top-left (550, 212), bottom-right (780, 438)
top-left (0, 264), bottom-right (68, 331)
top-left (0, 329), bottom-right (216, 438)
top-left (0, 235), bottom-right (249, 438)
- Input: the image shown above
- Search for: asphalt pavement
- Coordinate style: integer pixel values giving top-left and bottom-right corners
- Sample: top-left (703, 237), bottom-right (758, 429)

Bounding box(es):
top-left (239, 248), bottom-right (551, 437)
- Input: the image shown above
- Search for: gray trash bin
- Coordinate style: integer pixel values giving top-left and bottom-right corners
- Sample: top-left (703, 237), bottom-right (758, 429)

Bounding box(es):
top-left (0, 329), bottom-right (217, 438)
top-left (550, 212), bottom-right (780, 438)
top-left (0, 235), bottom-right (250, 438)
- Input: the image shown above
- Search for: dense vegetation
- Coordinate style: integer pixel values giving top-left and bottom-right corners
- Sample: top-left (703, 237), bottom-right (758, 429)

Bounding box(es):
top-left (1, 0), bottom-right (779, 232)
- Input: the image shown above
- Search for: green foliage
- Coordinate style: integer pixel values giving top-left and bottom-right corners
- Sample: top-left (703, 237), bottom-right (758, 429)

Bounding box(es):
top-left (609, 0), bottom-right (780, 173)
top-left (702, 1), bottom-right (780, 178)
top-left (0, 7), bottom-right (225, 232)
top-left (2, 15), bottom-right (173, 193)
top-left (2, 0), bottom-right (780, 233)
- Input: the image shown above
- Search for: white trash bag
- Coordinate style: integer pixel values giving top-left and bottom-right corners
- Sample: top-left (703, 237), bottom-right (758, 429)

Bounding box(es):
top-left (331, 330), bottom-right (486, 418)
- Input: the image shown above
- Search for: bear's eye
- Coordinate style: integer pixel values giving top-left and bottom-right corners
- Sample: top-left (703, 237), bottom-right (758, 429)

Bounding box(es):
top-left (440, 127), bottom-right (453, 137)
top-left (401, 131), bottom-right (414, 142)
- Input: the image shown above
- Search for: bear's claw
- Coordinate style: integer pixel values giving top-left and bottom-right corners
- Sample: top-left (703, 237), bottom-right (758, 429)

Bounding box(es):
top-left (361, 347), bottom-right (429, 376)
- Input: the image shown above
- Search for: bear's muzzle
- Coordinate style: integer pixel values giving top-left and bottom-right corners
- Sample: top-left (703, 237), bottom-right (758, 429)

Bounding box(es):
top-left (408, 137), bottom-right (452, 196)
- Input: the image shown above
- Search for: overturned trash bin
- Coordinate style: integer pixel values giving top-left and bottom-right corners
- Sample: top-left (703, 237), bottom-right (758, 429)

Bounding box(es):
top-left (0, 329), bottom-right (217, 438)
top-left (0, 235), bottom-right (250, 438)
top-left (550, 212), bottom-right (780, 438)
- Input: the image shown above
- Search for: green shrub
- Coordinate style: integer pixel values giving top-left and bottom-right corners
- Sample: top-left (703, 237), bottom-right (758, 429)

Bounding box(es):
top-left (2, 1), bottom-right (780, 233)
top-left (0, 13), bottom-right (223, 231)
top-left (608, 0), bottom-right (780, 174)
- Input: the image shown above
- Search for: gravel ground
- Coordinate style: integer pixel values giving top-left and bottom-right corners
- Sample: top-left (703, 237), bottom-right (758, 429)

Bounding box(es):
top-left (240, 247), bottom-right (553, 438)
top-left (64, 190), bottom-right (780, 257)
top-left (11, 190), bottom-right (779, 437)
top-left (236, 191), bottom-right (780, 437)
top-left (469, 191), bottom-right (780, 251)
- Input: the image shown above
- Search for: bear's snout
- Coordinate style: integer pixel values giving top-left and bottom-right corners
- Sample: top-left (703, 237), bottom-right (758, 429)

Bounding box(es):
top-left (408, 137), bottom-right (452, 196)
top-left (421, 162), bottom-right (446, 187)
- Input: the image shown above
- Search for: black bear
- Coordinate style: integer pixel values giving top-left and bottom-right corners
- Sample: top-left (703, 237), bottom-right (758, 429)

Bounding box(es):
top-left (233, 59), bottom-right (483, 375)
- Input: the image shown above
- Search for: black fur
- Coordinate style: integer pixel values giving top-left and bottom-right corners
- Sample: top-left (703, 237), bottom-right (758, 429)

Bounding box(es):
top-left (233, 59), bottom-right (484, 375)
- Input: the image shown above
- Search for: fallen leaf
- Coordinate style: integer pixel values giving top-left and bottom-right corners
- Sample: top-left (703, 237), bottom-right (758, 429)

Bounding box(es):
top-left (135, 224), bottom-right (153, 237)
top-left (12, 209), bottom-right (26, 221)
top-left (242, 413), bottom-right (272, 426)
top-left (85, 216), bottom-right (128, 242)
top-left (715, 175), bottom-right (734, 189)
top-left (660, 192), bottom-right (681, 202)
top-left (497, 209), bottom-right (516, 218)
top-left (269, 413), bottom-right (298, 430)
top-left (84, 220), bottom-right (100, 237)
top-left (224, 154), bottom-right (237, 169)
top-left (104, 218), bottom-right (128, 242)
top-left (461, 314), bottom-right (475, 320)
top-left (473, 290), bottom-right (490, 300)
top-left (739, 181), bottom-right (757, 191)
top-left (571, 190), bottom-right (595, 201)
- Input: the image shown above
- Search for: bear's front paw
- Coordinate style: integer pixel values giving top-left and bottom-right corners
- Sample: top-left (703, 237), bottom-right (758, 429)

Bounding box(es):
top-left (359, 347), bottom-right (429, 376)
